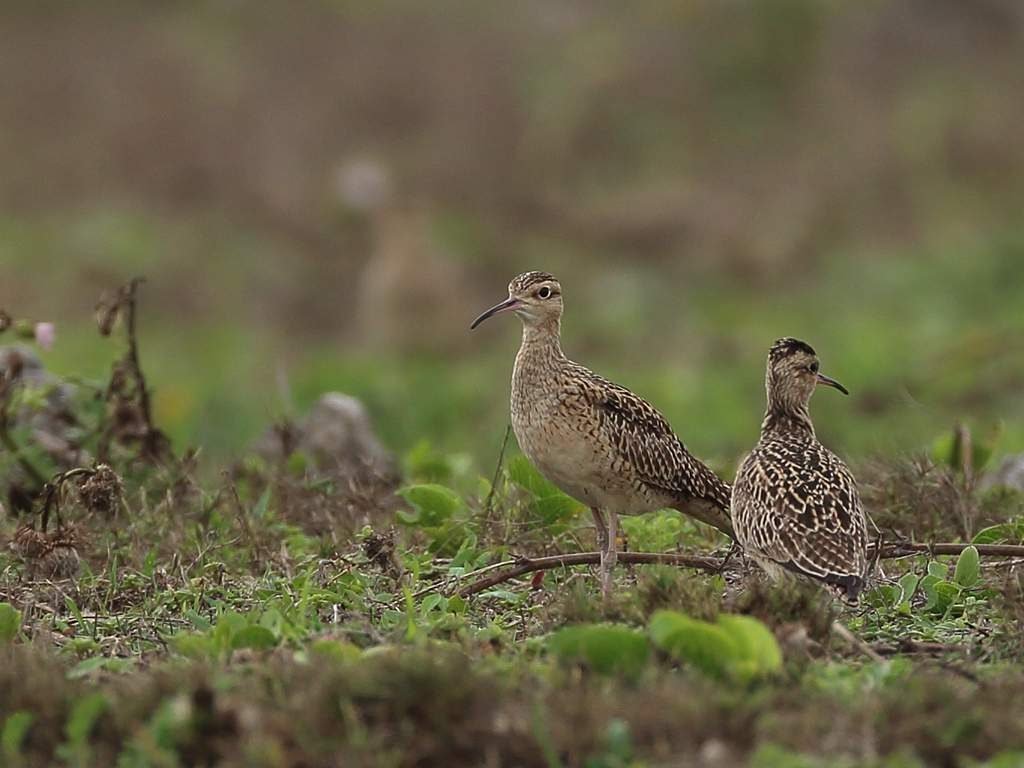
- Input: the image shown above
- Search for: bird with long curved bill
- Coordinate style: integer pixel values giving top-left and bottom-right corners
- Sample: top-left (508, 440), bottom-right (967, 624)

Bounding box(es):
top-left (472, 271), bottom-right (734, 599)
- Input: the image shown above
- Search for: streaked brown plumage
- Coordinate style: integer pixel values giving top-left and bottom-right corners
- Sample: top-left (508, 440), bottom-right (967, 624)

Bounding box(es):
top-left (731, 338), bottom-right (868, 601)
top-left (472, 271), bottom-right (732, 596)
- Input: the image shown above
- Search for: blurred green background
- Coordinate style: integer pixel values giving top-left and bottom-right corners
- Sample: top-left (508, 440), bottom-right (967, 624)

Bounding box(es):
top-left (1, 0), bottom-right (1022, 470)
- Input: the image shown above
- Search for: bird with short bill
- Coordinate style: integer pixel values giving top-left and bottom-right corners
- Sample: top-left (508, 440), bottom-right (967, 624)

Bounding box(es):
top-left (731, 337), bottom-right (869, 601)
top-left (471, 271), bottom-right (733, 598)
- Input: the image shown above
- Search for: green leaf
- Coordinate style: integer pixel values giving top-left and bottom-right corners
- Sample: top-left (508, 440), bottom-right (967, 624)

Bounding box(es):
top-left (548, 624), bottom-right (649, 678)
top-left (396, 484), bottom-right (463, 527)
top-left (649, 611), bottom-right (738, 680)
top-left (259, 608), bottom-right (284, 635)
top-left (212, 611), bottom-right (248, 653)
top-left (231, 625), bottom-right (279, 651)
top-left (649, 610), bottom-right (780, 682)
top-left (68, 656), bottom-right (110, 679)
top-left (927, 561), bottom-right (949, 580)
top-left (531, 495), bottom-right (583, 525)
top-left (404, 440), bottom-right (459, 484)
top-left (184, 610), bottom-right (212, 632)
top-left (926, 581), bottom-right (960, 614)
top-left (2, 711), bottom-right (33, 761)
top-left (953, 545), bottom-right (980, 588)
top-left (170, 632), bottom-right (216, 660)
top-left (309, 639), bottom-right (362, 663)
top-left (0, 603), bottom-right (22, 644)
top-left (919, 575), bottom-right (941, 609)
top-left (898, 572), bottom-right (921, 606)
top-left (972, 523), bottom-right (1021, 545)
top-left (507, 455), bottom-right (560, 499)
top-left (716, 615), bottom-right (782, 680)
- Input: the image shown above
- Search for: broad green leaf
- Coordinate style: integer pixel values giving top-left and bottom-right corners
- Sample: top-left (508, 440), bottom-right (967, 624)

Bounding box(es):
top-left (972, 523), bottom-right (1021, 545)
top-left (170, 632), bottom-right (215, 660)
top-left (953, 545), bottom-right (980, 588)
top-left (649, 611), bottom-right (738, 680)
top-left (309, 639), bottom-right (362, 663)
top-left (421, 593), bottom-right (446, 614)
top-left (531, 495), bottom-right (583, 525)
top-left (926, 582), bottom-right (960, 614)
top-left (231, 625), bottom-right (279, 651)
top-left (548, 624), bottom-right (649, 678)
top-left (184, 610), bottom-right (212, 632)
top-left (716, 615), bottom-right (782, 680)
top-left (396, 484), bottom-right (462, 527)
top-left (259, 608), bottom-right (284, 636)
top-left (68, 656), bottom-right (110, 679)
top-left (507, 455), bottom-right (560, 499)
top-left (898, 572), bottom-right (920, 606)
top-left (404, 440), bottom-right (467, 484)
top-left (927, 561), bottom-right (949, 580)
top-left (919, 575), bottom-right (941, 610)
top-left (0, 603), bottom-right (22, 644)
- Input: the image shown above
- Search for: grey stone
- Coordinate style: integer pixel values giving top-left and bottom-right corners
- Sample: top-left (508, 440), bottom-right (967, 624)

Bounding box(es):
top-left (983, 454), bottom-right (1024, 493)
top-left (256, 393), bottom-right (397, 482)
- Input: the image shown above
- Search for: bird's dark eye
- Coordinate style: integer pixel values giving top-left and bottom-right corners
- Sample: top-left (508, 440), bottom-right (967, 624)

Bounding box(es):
top-left (537, 286), bottom-right (551, 299)
top-left (809, 361), bottom-right (820, 373)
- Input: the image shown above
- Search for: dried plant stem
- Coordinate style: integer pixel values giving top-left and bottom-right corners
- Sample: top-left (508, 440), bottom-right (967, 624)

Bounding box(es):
top-left (224, 474), bottom-right (264, 564)
top-left (483, 423), bottom-right (512, 519)
top-left (39, 467), bottom-right (98, 532)
top-left (831, 620), bottom-right (884, 662)
top-left (123, 278), bottom-right (156, 433)
top-left (458, 551), bottom-right (723, 597)
top-left (453, 540), bottom-right (1024, 599)
top-left (875, 542), bottom-right (1024, 558)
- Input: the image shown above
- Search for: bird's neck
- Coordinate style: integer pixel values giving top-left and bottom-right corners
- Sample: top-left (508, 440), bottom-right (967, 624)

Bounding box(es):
top-left (514, 320), bottom-right (566, 380)
top-left (518, 319), bottom-right (564, 358)
top-left (761, 400), bottom-right (816, 439)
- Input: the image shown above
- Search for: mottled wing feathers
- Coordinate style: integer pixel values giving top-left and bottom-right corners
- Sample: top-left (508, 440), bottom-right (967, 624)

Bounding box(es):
top-left (575, 365), bottom-right (731, 511)
top-left (733, 437), bottom-right (867, 598)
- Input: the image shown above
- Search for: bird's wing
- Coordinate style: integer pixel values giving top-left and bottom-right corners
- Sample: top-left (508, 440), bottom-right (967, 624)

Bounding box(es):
top-left (735, 439), bottom-right (867, 582)
top-left (574, 367), bottom-right (731, 511)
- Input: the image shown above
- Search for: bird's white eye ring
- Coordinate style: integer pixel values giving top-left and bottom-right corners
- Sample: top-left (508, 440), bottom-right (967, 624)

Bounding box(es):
top-left (538, 286), bottom-right (551, 299)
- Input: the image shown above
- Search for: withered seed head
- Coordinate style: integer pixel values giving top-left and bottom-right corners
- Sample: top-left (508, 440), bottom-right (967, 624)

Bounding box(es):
top-left (79, 464), bottom-right (124, 516)
top-left (36, 526), bottom-right (80, 580)
top-left (12, 524), bottom-right (46, 559)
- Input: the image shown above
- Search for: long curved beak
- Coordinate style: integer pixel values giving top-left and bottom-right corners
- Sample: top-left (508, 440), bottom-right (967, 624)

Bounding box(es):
top-left (816, 372), bottom-right (849, 395)
top-left (470, 296), bottom-right (520, 330)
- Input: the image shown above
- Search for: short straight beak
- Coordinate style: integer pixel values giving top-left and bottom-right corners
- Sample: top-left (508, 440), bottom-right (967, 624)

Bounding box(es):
top-left (470, 296), bottom-right (520, 329)
top-left (816, 372), bottom-right (849, 395)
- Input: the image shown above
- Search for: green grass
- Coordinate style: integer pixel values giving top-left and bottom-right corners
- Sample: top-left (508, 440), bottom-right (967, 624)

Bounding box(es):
top-left (1, 423), bottom-right (1023, 765)
top-left (2, 213), bottom-right (1024, 766)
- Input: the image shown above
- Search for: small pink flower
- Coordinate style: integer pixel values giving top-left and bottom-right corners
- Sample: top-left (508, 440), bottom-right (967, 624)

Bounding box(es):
top-left (34, 322), bottom-right (56, 350)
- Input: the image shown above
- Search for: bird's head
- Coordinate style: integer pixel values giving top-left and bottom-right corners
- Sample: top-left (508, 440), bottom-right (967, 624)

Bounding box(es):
top-left (766, 337), bottom-right (848, 411)
top-left (470, 271), bottom-right (563, 330)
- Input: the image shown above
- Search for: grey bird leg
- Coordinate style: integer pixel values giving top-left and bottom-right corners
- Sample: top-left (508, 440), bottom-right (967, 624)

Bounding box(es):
top-left (591, 507), bottom-right (609, 580)
top-left (603, 511), bottom-right (619, 599)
